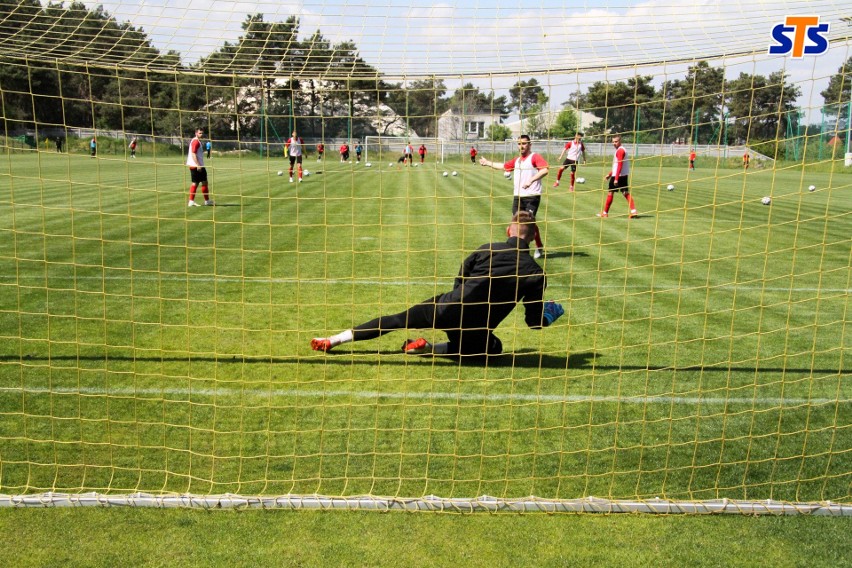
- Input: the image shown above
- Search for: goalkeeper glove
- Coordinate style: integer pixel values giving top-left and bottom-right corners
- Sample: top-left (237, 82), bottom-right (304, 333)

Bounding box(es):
top-left (543, 301), bottom-right (565, 326)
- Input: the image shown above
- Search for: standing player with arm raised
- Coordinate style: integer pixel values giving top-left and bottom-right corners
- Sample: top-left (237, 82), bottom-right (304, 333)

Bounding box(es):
top-left (285, 130), bottom-right (304, 183)
top-left (597, 134), bottom-right (636, 218)
top-left (310, 211), bottom-right (564, 358)
top-left (186, 127), bottom-right (213, 207)
top-left (553, 132), bottom-right (586, 191)
top-left (479, 135), bottom-right (548, 259)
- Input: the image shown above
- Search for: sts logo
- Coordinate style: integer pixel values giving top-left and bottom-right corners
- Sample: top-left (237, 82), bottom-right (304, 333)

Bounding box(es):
top-left (769, 16), bottom-right (830, 57)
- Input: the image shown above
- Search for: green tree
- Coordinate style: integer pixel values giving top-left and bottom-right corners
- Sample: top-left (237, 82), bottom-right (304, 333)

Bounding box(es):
top-left (486, 123), bottom-right (512, 141)
top-left (522, 92), bottom-right (551, 138)
top-left (549, 106), bottom-right (580, 139)
top-left (446, 83), bottom-right (509, 117)
top-left (509, 79), bottom-right (546, 115)
top-left (580, 75), bottom-right (657, 140)
top-left (820, 56), bottom-right (852, 128)
top-left (726, 71), bottom-right (801, 143)
top-left (662, 61), bottom-right (725, 144)
top-left (385, 78), bottom-right (447, 137)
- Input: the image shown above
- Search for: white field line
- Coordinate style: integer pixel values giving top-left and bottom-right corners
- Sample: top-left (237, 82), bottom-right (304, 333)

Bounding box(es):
top-left (1, 274), bottom-right (849, 294)
top-left (0, 385), bottom-right (842, 407)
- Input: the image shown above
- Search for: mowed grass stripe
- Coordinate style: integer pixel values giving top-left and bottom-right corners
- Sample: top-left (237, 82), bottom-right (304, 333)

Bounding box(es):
top-left (0, 152), bottom-right (849, 501)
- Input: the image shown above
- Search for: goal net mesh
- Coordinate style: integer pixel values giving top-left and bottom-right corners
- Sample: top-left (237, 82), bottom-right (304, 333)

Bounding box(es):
top-left (0, 0), bottom-right (849, 512)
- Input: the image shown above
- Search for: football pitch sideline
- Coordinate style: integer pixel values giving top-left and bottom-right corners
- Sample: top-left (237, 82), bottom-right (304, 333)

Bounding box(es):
top-left (0, 151), bottom-right (849, 504)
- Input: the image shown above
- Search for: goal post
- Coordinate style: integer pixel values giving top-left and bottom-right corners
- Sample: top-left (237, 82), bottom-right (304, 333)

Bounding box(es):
top-left (364, 136), bottom-right (445, 164)
top-left (0, 1), bottom-right (850, 515)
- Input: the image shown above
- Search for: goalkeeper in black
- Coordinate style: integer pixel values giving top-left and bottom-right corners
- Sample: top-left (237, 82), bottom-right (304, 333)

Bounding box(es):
top-left (310, 211), bottom-right (565, 357)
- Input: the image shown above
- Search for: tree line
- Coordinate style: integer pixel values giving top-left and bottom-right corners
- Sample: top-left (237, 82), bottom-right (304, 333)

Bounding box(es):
top-left (0, 1), bottom-right (849, 146)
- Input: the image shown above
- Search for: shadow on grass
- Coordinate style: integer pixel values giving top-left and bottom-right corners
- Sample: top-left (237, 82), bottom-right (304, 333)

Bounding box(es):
top-left (1, 352), bottom-right (844, 374)
top-left (538, 251), bottom-right (589, 260)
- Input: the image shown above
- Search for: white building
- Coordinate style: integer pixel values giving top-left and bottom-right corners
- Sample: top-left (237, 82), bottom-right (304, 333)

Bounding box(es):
top-left (437, 110), bottom-right (505, 141)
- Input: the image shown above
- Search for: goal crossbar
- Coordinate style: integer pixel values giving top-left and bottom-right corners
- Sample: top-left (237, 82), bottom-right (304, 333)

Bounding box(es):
top-left (2, 493), bottom-right (850, 515)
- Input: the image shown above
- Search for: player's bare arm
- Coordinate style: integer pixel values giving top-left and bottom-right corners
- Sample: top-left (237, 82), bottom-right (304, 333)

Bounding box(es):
top-left (479, 157), bottom-right (504, 170)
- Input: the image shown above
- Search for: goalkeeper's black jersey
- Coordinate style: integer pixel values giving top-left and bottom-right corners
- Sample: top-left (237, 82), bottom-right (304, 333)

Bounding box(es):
top-left (432, 237), bottom-right (547, 330)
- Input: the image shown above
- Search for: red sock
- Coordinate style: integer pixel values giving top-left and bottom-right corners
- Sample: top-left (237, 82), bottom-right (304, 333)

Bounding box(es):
top-left (604, 193), bottom-right (614, 213)
top-left (288, 167), bottom-right (293, 177)
top-left (534, 227), bottom-right (543, 249)
top-left (201, 184), bottom-right (209, 200)
top-left (570, 171), bottom-right (576, 186)
top-left (298, 166), bottom-right (303, 179)
top-left (189, 184), bottom-right (197, 201)
top-left (626, 193), bottom-right (635, 210)
top-left (556, 169), bottom-right (563, 182)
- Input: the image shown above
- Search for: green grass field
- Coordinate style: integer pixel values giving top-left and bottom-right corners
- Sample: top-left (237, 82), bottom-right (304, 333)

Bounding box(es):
top-left (0, 148), bottom-right (849, 507)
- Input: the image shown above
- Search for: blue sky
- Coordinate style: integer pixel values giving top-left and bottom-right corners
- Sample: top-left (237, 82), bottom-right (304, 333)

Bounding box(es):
top-left (88, 1), bottom-right (851, 122)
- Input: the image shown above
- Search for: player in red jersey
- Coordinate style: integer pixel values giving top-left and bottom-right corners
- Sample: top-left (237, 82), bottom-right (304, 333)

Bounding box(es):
top-left (418, 144), bottom-right (427, 163)
top-left (340, 143), bottom-right (350, 162)
top-left (186, 128), bottom-right (213, 206)
top-left (316, 142), bottom-right (324, 161)
top-left (689, 148), bottom-right (696, 170)
top-left (553, 132), bottom-right (586, 191)
top-left (285, 131), bottom-right (304, 183)
top-left (469, 146), bottom-right (478, 163)
top-left (480, 135), bottom-right (548, 259)
top-left (597, 135), bottom-right (637, 218)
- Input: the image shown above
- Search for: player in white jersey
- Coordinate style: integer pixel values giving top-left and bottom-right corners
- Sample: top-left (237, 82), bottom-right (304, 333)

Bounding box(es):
top-left (479, 135), bottom-right (549, 259)
top-left (285, 131), bottom-right (304, 183)
top-left (597, 135), bottom-right (637, 218)
top-left (186, 127), bottom-right (213, 206)
top-left (553, 132), bottom-right (586, 191)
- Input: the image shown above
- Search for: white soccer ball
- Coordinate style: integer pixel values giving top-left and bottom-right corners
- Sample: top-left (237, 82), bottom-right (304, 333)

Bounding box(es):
top-left (808, 185), bottom-right (816, 192)
top-left (666, 184), bottom-right (675, 191)
top-left (365, 162), bottom-right (372, 167)
top-left (576, 177), bottom-right (585, 184)
top-left (761, 196), bottom-right (771, 205)
top-left (504, 172), bottom-right (511, 179)
top-left (389, 163), bottom-right (394, 167)
top-left (414, 163), bottom-right (419, 167)
top-left (349, 160), bottom-right (352, 163)
top-left (277, 171), bottom-right (283, 176)
top-left (304, 170), bottom-right (310, 176)
top-left (452, 171), bottom-right (458, 176)
top-left (442, 171), bottom-right (449, 177)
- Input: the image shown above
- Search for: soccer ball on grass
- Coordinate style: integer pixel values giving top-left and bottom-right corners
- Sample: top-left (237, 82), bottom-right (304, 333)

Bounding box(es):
top-left (761, 196), bottom-right (771, 205)
top-left (808, 185), bottom-right (816, 192)
top-left (277, 171), bottom-right (283, 176)
top-left (576, 177), bottom-right (585, 184)
top-left (666, 184), bottom-right (675, 191)
top-left (442, 171), bottom-right (448, 177)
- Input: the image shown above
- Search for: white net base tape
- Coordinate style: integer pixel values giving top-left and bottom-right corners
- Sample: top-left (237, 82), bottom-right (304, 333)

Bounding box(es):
top-left (1, 494), bottom-right (849, 515)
